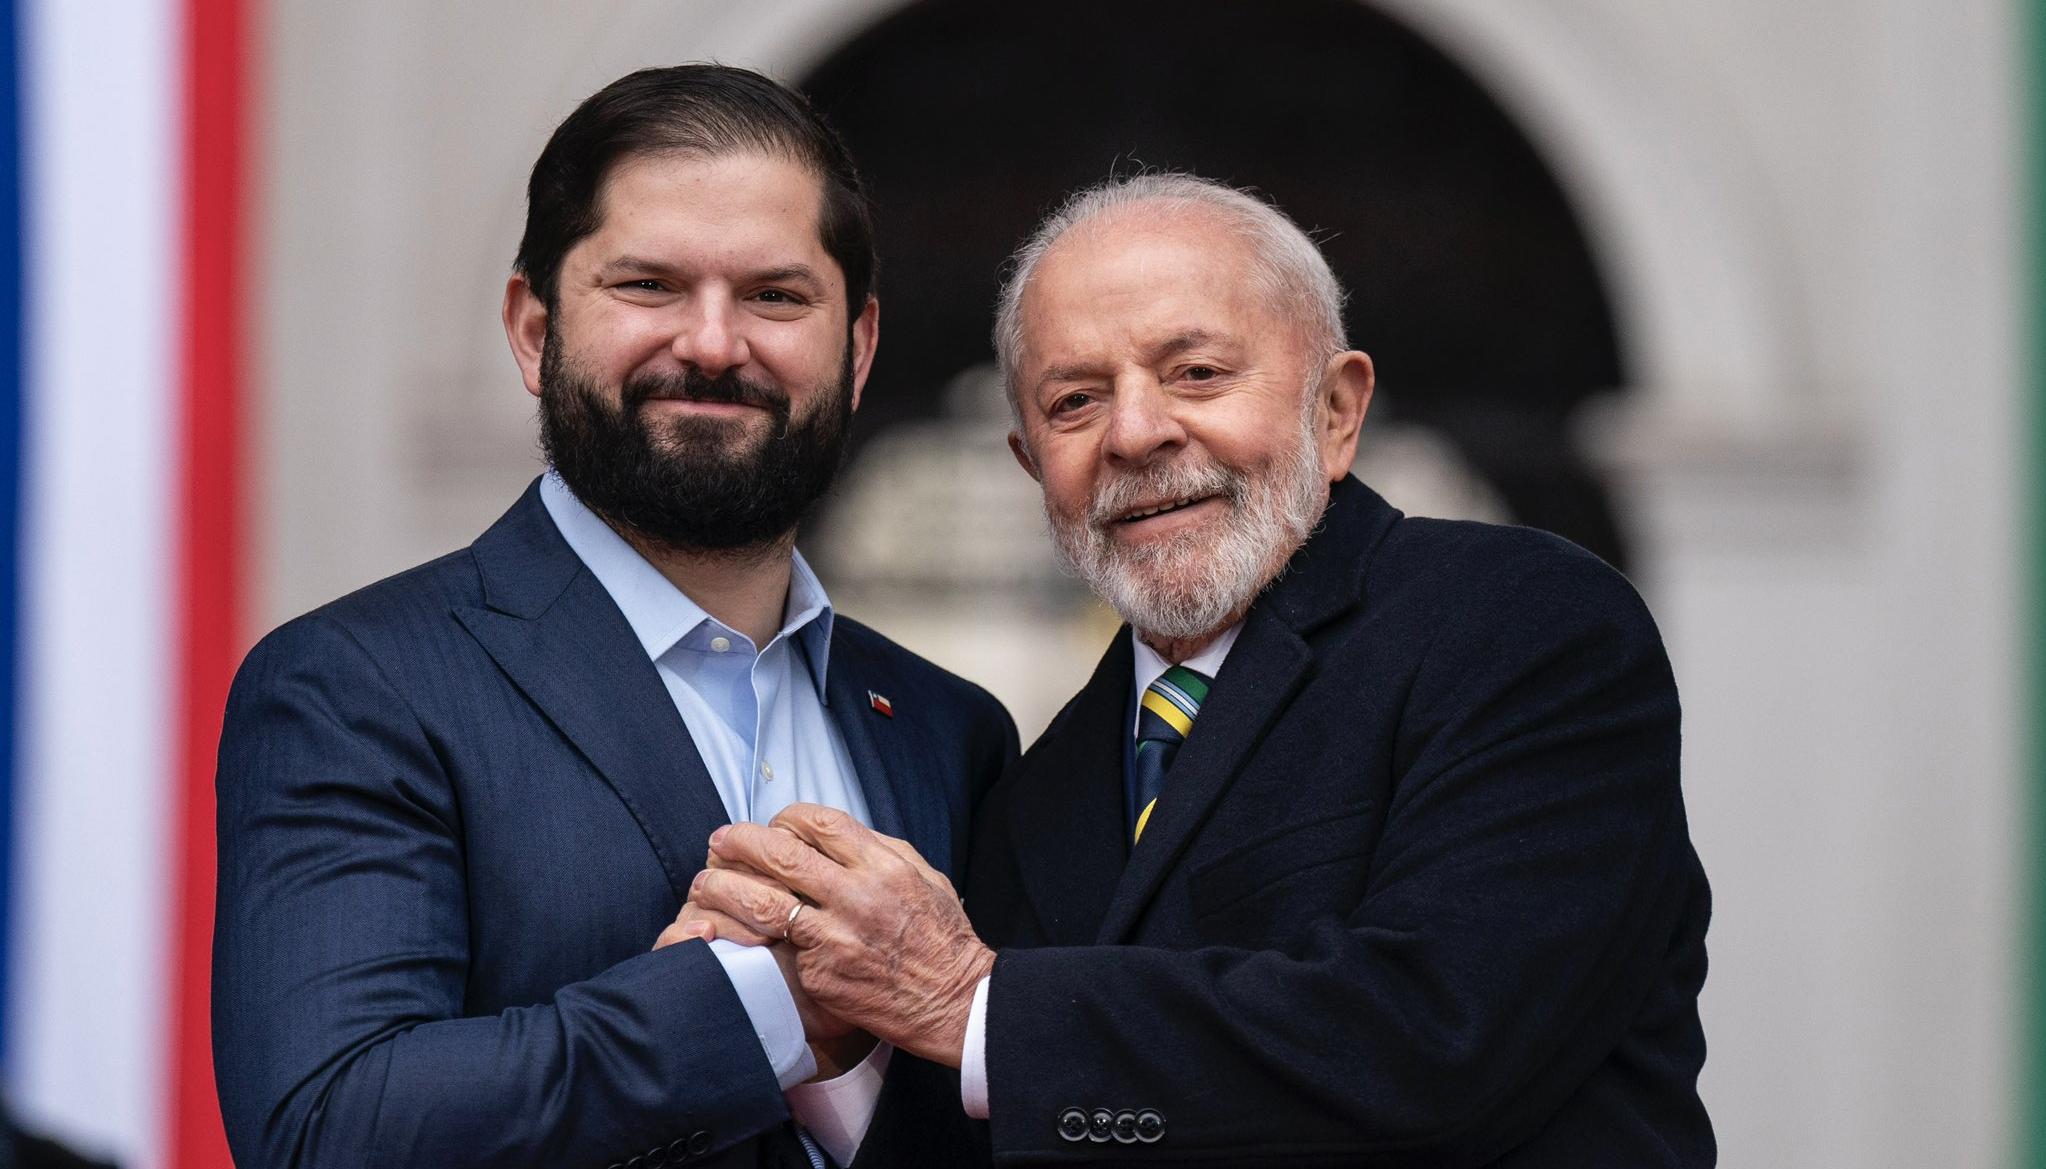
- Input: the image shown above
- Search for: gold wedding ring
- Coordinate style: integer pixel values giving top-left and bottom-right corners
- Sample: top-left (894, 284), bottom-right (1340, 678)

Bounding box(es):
top-left (784, 900), bottom-right (805, 938)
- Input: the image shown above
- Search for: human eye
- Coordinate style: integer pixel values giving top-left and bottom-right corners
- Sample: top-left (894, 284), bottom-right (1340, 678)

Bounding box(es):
top-left (1179, 364), bottom-right (1221, 382)
top-left (748, 287), bottom-right (813, 316)
top-left (1049, 389), bottom-right (1096, 417)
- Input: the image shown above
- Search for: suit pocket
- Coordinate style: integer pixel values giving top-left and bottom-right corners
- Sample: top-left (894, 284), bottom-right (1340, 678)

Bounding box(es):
top-left (1187, 806), bottom-right (1373, 930)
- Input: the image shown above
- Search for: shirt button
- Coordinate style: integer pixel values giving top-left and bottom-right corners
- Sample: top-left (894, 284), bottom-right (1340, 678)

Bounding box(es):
top-left (760, 761), bottom-right (775, 780)
top-left (709, 636), bottom-right (731, 653)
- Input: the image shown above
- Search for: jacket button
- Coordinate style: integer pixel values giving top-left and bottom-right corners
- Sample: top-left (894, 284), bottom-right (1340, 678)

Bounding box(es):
top-left (686, 1130), bottom-right (713, 1156)
top-left (1135, 1109), bottom-right (1165, 1143)
top-left (1057, 1107), bottom-right (1089, 1142)
top-left (1088, 1109), bottom-right (1115, 1142)
top-left (1111, 1110), bottom-right (1139, 1143)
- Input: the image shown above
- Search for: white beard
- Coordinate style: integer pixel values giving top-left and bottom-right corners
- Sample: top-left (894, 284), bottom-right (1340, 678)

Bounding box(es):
top-left (1046, 400), bottom-right (1330, 642)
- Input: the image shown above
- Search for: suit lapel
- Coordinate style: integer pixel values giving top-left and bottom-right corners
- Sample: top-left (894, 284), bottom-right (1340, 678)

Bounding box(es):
top-left (1092, 476), bottom-right (1399, 942)
top-left (822, 634), bottom-right (922, 853)
top-left (1009, 635), bottom-right (1134, 945)
top-left (1094, 609), bottom-right (1312, 941)
top-left (454, 483), bottom-right (729, 903)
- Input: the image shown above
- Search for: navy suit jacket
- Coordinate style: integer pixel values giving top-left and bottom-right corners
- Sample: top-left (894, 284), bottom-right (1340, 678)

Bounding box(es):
top-left (967, 476), bottom-right (1713, 1166)
top-left (213, 481), bottom-right (1017, 1169)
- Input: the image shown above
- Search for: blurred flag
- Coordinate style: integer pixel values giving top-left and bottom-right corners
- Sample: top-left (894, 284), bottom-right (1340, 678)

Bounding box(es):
top-left (1, 1), bottom-right (246, 1167)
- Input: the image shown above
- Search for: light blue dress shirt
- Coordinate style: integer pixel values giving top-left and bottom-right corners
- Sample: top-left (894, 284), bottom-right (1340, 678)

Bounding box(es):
top-left (539, 472), bottom-right (870, 1090)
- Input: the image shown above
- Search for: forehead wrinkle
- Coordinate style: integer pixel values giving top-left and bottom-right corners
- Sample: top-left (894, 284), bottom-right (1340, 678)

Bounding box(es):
top-left (1018, 215), bottom-right (1268, 383)
top-left (1066, 201), bottom-right (1310, 338)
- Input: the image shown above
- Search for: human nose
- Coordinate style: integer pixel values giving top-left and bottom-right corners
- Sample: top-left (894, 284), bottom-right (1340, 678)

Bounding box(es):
top-left (1101, 376), bottom-right (1185, 467)
top-left (669, 292), bottom-right (751, 376)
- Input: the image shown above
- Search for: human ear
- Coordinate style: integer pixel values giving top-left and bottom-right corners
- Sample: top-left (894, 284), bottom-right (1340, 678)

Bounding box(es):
top-left (1316, 350), bottom-right (1374, 480)
top-left (502, 275), bottom-right (550, 398)
top-left (1007, 430), bottom-right (1041, 481)
top-left (847, 297), bottom-right (880, 412)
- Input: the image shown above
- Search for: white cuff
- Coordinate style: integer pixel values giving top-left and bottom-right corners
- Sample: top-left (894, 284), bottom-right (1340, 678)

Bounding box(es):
top-left (960, 974), bottom-right (992, 1119)
top-left (787, 1042), bottom-right (892, 1168)
top-left (709, 939), bottom-right (817, 1089)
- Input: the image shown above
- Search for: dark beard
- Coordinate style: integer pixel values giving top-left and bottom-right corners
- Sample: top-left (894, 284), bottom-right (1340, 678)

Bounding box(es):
top-left (537, 327), bottom-right (855, 554)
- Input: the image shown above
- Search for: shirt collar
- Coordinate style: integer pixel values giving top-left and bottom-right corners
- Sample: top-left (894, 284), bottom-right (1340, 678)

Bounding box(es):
top-left (1131, 620), bottom-right (1242, 696)
top-left (538, 472), bottom-right (836, 693)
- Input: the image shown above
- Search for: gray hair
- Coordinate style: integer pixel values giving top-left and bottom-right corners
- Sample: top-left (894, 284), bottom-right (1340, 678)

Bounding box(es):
top-left (992, 173), bottom-right (1349, 415)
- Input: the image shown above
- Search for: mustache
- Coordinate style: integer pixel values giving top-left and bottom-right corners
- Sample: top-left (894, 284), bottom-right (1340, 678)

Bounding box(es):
top-left (620, 367), bottom-right (790, 414)
top-left (1086, 458), bottom-right (1242, 527)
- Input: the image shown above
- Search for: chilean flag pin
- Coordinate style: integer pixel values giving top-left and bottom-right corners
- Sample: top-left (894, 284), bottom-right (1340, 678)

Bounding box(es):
top-left (868, 690), bottom-right (894, 718)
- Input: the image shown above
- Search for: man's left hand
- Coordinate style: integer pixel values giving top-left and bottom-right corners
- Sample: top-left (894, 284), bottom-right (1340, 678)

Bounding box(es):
top-left (689, 804), bottom-right (994, 1068)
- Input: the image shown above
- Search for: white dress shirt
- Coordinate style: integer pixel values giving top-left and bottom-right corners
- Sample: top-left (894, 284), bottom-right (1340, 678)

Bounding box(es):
top-left (540, 474), bottom-right (886, 1165)
top-left (960, 622), bottom-right (1243, 1118)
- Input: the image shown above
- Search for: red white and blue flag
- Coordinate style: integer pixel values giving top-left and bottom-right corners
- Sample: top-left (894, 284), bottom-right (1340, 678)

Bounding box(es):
top-left (2, 0), bottom-right (246, 1165)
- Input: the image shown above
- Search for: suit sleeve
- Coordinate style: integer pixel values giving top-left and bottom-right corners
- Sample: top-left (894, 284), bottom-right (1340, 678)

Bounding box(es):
top-left (211, 615), bottom-right (790, 1169)
top-left (979, 556), bottom-right (1699, 1166)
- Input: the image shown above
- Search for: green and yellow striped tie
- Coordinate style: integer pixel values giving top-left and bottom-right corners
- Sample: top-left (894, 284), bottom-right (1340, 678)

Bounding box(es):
top-left (1131, 666), bottom-right (1211, 844)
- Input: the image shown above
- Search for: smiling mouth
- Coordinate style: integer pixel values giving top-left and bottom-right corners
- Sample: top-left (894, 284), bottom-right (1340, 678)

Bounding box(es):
top-left (642, 394), bottom-right (764, 408)
top-left (1115, 494), bottom-right (1220, 524)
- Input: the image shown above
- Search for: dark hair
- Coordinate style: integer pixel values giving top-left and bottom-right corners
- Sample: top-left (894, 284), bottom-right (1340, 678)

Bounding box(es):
top-left (515, 64), bottom-right (875, 310)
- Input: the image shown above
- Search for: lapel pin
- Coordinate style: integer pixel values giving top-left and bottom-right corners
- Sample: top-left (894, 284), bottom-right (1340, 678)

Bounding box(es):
top-left (867, 690), bottom-right (894, 718)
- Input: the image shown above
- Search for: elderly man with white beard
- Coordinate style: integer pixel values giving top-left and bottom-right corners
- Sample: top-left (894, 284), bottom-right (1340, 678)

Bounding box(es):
top-left (668, 174), bottom-right (1715, 1167)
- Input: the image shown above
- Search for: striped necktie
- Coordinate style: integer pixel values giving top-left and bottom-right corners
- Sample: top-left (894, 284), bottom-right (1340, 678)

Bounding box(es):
top-left (1131, 665), bottom-right (1212, 845)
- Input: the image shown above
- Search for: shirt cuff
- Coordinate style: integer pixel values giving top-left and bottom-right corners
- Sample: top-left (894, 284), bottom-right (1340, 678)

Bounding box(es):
top-left (709, 939), bottom-right (817, 1089)
top-left (787, 1042), bottom-right (893, 1168)
top-left (960, 974), bottom-right (992, 1119)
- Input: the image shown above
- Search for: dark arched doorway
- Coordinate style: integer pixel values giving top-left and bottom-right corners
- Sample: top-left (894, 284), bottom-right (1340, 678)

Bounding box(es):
top-left (801, 0), bottom-right (1630, 568)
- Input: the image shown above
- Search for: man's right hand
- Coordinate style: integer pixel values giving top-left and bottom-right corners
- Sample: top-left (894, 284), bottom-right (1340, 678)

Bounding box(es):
top-left (654, 900), bottom-right (767, 948)
top-left (656, 899), bottom-right (876, 1078)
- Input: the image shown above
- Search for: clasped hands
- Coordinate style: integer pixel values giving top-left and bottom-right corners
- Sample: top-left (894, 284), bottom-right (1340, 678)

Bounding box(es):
top-left (654, 803), bottom-right (995, 1073)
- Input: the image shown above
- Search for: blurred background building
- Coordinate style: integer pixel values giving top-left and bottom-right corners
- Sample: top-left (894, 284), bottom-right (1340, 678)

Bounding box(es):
top-left (0, 0), bottom-right (2032, 1165)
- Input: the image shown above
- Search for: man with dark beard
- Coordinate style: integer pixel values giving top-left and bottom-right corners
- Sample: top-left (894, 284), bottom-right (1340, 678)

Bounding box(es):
top-left (682, 174), bottom-right (1714, 1166)
top-left (210, 65), bottom-right (1015, 1169)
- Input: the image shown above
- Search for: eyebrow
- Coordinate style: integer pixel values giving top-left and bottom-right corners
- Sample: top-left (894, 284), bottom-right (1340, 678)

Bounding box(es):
top-left (1032, 329), bottom-right (1235, 392)
top-left (1034, 360), bottom-right (1111, 391)
top-left (595, 255), bottom-right (679, 280)
top-left (1147, 329), bottom-right (1227, 362)
top-left (594, 257), bottom-right (829, 289)
top-left (745, 263), bottom-right (828, 289)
